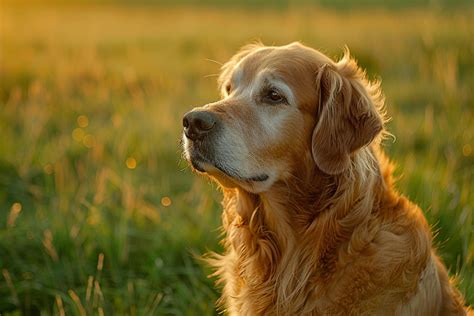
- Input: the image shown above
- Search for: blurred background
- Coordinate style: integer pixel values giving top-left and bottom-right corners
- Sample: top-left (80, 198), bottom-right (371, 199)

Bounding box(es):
top-left (0, 0), bottom-right (473, 314)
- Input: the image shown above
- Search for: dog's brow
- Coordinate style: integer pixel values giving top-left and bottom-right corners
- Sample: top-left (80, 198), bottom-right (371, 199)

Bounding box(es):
top-left (231, 67), bottom-right (244, 87)
top-left (268, 78), bottom-right (295, 104)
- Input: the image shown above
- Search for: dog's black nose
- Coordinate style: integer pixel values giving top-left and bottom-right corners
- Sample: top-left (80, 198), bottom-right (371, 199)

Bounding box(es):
top-left (183, 110), bottom-right (217, 140)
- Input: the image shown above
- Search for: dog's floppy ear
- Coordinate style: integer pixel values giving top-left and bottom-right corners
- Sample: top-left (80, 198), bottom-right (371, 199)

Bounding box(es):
top-left (312, 51), bottom-right (383, 175)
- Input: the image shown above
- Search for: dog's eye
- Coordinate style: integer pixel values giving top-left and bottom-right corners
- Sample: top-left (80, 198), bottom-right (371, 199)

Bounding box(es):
top-left (225, 83), bottom-right (232, 94)
top-left (265, 89), bottom-right (285, 104)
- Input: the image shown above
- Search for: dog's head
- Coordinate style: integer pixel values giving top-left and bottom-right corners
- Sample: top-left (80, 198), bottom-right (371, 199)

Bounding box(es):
top-left (182, 42), bottom-right (384, 193)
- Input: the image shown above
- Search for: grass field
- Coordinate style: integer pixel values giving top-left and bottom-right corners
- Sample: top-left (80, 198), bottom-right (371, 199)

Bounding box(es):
top-left (0, 2), bottom-right (473, 315)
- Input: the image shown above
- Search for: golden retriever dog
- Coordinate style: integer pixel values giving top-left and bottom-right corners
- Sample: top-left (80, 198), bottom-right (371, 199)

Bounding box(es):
top-left (182, 42), bottom-right (471, 315)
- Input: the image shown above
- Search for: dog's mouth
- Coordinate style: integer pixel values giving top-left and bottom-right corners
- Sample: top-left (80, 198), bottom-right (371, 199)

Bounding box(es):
top-left (186, 143), bottom-right (269, 183)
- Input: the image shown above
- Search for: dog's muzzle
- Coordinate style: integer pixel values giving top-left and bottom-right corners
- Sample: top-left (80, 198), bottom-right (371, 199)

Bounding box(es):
top-left (182, 109), bottom-right (269, 183)
top-left (182, 109), bottom-right (220, 172)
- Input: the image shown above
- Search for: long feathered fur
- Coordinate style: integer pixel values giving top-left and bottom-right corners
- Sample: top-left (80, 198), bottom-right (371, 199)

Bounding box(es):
top-left (197, 43), bottom-right (470, 315)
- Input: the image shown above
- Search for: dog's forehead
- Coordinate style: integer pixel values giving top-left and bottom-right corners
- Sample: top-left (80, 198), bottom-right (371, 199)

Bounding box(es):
top-left (232, 46), bottom-right (320, 108)
top-left (231, 48), bottom-right (271, 84)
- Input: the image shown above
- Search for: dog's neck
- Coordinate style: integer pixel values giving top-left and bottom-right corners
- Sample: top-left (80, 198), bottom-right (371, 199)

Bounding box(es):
top-left (225, 147), bottom-right (384, 236)
top-left (218, 146), bottom-right (387, 311)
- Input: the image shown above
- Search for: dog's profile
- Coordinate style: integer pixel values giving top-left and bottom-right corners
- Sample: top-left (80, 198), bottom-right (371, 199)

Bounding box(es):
top-left (182, 42), bottom-right (470, 315)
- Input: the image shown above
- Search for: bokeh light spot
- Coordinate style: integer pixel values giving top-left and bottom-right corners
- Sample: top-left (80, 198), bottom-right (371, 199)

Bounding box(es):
top-left (463, 144), bottom-right (472, 157)
top-left (83, 134), bottom-right (95, 148)
top-left (112, 114), bottom-right (122, 128)
top-left (44, 163), bottom-right (53, 174)
top-left (12, 202), bottom-right (22, 213)
top-left (126, 157), bottom-right (137, 169)
top-left (72, 128), bottom-right (85, 142)
top-left (161, 196), bottom-right (172, 207)
top-left (77, 115), bottom-right (89, 128)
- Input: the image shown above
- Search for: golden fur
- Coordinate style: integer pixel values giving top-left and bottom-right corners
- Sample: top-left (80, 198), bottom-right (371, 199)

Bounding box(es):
top-left (182, 42), bottom-right (471, 315)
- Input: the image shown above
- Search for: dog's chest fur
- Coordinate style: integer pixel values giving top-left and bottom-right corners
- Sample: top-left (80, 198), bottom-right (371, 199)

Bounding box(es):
top-left (209, 162), bottom-right (466, 316)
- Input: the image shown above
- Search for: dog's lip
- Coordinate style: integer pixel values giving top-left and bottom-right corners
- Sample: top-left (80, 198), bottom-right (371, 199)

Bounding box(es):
top-left (188, 150), bottom-right (208, 172)
top-left (190, 158), bottom-right (206, 172)
top-left (246, 174), bottom-right (269, 182)
top-left (205, 160), bottom-right (269, 183)
top-left (214, 164), bottom-right (268, 182)
top-left (187, 149), bottom-right (268, 182)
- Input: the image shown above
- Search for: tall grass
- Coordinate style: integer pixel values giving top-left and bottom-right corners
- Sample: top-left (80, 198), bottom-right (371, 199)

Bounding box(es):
top-left (0, 4), bottom-right (473, 314)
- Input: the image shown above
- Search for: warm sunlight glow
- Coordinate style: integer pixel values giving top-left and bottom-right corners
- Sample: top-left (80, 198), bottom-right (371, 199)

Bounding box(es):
top-left (1, 2), bottom-right (472, 312)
